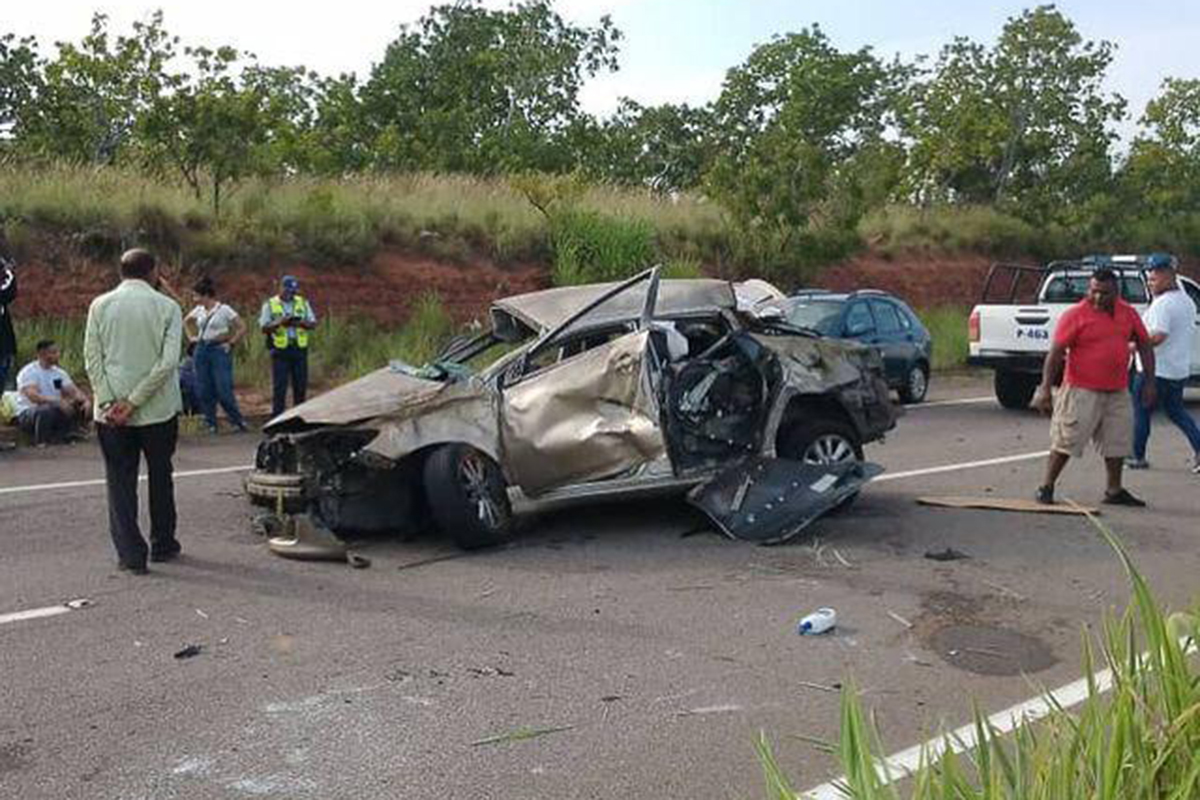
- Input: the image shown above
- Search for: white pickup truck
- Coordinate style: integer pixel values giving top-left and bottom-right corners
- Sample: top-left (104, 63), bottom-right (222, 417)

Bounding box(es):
top-left (967, 257), bottom-right (1200, 409)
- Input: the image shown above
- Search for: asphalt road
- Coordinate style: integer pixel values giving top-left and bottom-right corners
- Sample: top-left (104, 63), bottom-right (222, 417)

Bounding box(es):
top-left (3, 376), bottom-right (1200, 800)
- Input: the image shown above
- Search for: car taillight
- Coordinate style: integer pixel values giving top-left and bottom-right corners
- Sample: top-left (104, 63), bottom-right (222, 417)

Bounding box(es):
top-left (968, 310), bottom-right (980, 343)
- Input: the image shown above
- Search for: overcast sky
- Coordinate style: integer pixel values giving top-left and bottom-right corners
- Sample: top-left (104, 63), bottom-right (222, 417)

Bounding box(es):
top-left (6, 1), bottom-right (1199, 138)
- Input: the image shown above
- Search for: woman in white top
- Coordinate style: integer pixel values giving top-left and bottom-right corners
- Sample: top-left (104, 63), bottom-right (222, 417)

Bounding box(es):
top-left (185, 276), bottom-right (248, 433)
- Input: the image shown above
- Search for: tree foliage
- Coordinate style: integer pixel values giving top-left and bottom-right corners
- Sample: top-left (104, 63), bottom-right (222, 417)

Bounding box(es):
top-left (4, 3), bottom-right (1200, 261)
top-left (902, 5), bottom-right (1124, 218)
top-left (360, 0), bottom-right (620, 173)
top-left (704, 25), bottom-right (905, 261)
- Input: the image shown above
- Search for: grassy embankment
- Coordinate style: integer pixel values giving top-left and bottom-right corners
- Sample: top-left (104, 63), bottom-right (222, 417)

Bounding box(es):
top-left (759, 516), bottom-right (1200, 799)
top-left (3, 166), bottom-right (1018, 389)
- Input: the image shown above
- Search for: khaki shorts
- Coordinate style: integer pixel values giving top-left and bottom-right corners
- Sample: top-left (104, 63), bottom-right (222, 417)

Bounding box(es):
top-left (1050, 385), bottom-right (1132, 459)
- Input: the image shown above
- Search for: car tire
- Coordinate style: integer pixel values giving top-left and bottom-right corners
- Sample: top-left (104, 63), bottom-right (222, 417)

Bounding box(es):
top-left (994, 369), bottom-right (1038, 410)
top-left (423, 444), bottom-right (514, 550)
top-left (777, 418), bottom-right (865, 512)
top-left (898, 362), bottom-right (930, 404)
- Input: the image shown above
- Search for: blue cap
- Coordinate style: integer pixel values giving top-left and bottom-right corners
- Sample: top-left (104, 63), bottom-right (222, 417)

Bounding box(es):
top-left (281, 275), bottom-right (300, 290)
top-left (1146, 253), bottom-right (1174, 271)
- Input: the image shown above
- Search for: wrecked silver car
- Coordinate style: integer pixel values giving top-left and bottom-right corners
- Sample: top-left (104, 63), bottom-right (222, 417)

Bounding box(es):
top-left (246, 269), bottom-right (899, 549)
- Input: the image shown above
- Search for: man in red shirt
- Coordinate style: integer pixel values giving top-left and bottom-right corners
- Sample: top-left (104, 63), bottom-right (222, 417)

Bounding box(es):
top-left (1033, 268), bottom-right (1157, 506)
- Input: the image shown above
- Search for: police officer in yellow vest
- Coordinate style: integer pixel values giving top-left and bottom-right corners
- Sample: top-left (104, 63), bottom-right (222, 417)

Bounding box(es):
top-left (259, 275), bottom-right (317, 418)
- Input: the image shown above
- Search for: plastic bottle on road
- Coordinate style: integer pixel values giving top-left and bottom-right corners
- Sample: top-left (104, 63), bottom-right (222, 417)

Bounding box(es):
top-left (797, 607), bottom-right (837, 635)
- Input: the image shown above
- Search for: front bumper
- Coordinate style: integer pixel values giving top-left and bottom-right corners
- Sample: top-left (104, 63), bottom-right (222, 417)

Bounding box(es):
top-left (245, 470), bottom-right (309, 510)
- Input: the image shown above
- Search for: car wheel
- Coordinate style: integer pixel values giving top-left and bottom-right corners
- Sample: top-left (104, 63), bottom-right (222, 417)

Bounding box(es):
top-left (423, 444), bottom-right (513, 550)
top-left (994, 369), bottom-right (1038, 410)
top-left (778, 418), bottom-right (865, 512)
top-left (899, 362), bottom-right (929, 404)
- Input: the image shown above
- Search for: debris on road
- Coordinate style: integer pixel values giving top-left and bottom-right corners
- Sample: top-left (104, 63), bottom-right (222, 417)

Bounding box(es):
top-left (886, 610), bottom-right (914, 629)
top-left (690, 458), bottom-right (883, 545)
top-left (677, 704), bottom-right (743, 717)
top-left (797, 607), bottom-right (837, 635)
top-left (267, 514), bottom-right (348, 562)
top-left (347, 553), bottom-right (371, 569)
top-left (924, 547), bottom-right (970, 562)
top-left (470, 725), bottom-right (574, 747)
top-left (917, 495), bottom-right (1099, 515)
top-left (797, 680), bottom-right (840, 693)
top-left (983, 579), bottom-right (1028, 602)
top-left (64, 598), bottom-right (91, 610)
top-left (173, 644), bottom-right (203, 660)
top-left (195, 608), bottom-right (209, 619)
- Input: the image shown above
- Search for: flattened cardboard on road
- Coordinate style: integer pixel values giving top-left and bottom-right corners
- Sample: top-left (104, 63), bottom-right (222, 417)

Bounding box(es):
top-left (917, 496), bottom-right (1099, 515)
top-left (689, 456), bottom-right (883, 545)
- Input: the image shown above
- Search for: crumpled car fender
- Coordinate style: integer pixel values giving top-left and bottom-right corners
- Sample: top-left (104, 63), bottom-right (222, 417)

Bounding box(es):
top-left (361, 388), bottom-right (503, 471)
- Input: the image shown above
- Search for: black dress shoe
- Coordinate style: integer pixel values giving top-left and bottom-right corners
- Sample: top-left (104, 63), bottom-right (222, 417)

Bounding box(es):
top-left (118, 562), bottom-right (149, 575)
top-left (150, 545), bottom-right (182, 563)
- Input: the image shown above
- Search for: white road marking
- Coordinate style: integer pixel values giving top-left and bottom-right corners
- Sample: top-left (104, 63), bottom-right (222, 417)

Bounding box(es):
top-left (908, 396), bottom-right (995, 409)
top-left (0, 464), bottom-right (252, 496)
top-left (0, 599), bottom-right (90, 626)
top-left (875, 451), bottom-right (1046, 483)
top-left (800, 637), bottom-right (1196, 799)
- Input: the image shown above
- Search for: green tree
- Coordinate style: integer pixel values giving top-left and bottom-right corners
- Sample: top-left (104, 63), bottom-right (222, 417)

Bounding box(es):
top-left (706, 25), bottom-right (905, 259)
top-left (360, 0), bottom-right (620, 173)
top-left (902, 5), bottom-right (1124, 217)
top-left (16, 12), bottom-right (178, 164)
top-left (580, 99), bottom-right (714, 191)
top-left (138, 46), bottom-right (270, 215)
top-left (1119, 78), bottom-right (1200, 245)
top-left (0, 33), bottom-right (42, 142)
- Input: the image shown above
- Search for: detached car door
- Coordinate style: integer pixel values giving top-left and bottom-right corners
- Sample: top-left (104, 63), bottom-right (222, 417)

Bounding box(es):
top-left (500, 272), bottom-right (667, 496)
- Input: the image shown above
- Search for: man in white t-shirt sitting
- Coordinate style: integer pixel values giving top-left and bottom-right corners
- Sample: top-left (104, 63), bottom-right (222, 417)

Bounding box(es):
top-left (1127, 255), bottom-right (1200, 473)
top-left (16, 339), bottom-right (91, 444)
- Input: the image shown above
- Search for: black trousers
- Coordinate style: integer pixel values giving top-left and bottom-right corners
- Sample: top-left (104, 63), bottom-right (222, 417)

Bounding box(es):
top-left (270, 347), bottom-right (308, 417)
top-left (18, 405), bottom-right (74, 444)
top-left (97, 416), bottom-right (179, 568)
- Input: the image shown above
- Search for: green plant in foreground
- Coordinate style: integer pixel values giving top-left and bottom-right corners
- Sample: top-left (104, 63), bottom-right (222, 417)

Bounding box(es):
top-left (761, 513), bottom-right (1200, 799)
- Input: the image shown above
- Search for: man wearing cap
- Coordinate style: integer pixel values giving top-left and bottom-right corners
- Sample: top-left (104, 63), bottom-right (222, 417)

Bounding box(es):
top-left (1126, 255), bottom-right (1200, 473)
top-left (260, 275), bottom-right (317, 418)
top-left (1033, 267), bottom-right (1157, 507)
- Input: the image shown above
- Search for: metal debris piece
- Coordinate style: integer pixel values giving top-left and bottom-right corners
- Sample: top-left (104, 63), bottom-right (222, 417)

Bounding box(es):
top-left (173, 644), bottom-right (203, 660)
top-left (688, 457), bottom-right (883, 544)
top-left (267, 514), bottom-right (348, 562)
top-left (924, 547), bottom-right (970, 562)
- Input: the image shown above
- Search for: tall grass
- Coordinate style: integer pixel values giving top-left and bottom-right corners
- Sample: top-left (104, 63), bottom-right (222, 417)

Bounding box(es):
top-left (0, 164), bottom-right (728, 269)
top-left (11, 295), bottom-right (456, 396)
top-left (760, 514), bottom-right (1200, 799)
top-left (916, 306), bottom-right (970, 371)
top-left (859, 205), bottom-right (1065, 259)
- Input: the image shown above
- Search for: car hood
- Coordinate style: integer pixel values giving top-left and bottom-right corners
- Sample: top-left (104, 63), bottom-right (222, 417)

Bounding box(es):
top-left (263, 366), bottom-right (457, 432)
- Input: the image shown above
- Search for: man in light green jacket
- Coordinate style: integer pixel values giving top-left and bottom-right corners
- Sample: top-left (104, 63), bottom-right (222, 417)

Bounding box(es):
top-left (85, 249), bottom-right (184, 574)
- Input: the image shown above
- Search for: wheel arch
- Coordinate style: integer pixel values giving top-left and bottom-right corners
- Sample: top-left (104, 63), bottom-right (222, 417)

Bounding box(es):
top-left (772, 392), bottom-right (860, 456)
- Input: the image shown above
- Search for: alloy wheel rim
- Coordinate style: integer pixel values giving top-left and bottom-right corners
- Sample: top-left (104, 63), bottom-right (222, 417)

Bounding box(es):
top-left (803, 434), bottom-right (856, 465)
top-left (909, 367), bottom-right (927, 400)
top-left (460, 454), bottom-right (503, 529)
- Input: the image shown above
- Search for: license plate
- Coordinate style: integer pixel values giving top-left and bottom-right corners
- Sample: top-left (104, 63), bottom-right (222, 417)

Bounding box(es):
top-left (1016, 327), bottom-right (1049, 341)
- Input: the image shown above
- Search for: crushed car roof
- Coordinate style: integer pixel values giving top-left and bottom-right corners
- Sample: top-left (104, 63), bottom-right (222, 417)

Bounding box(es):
top-left (492, 278), bottom-right (777, 332)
